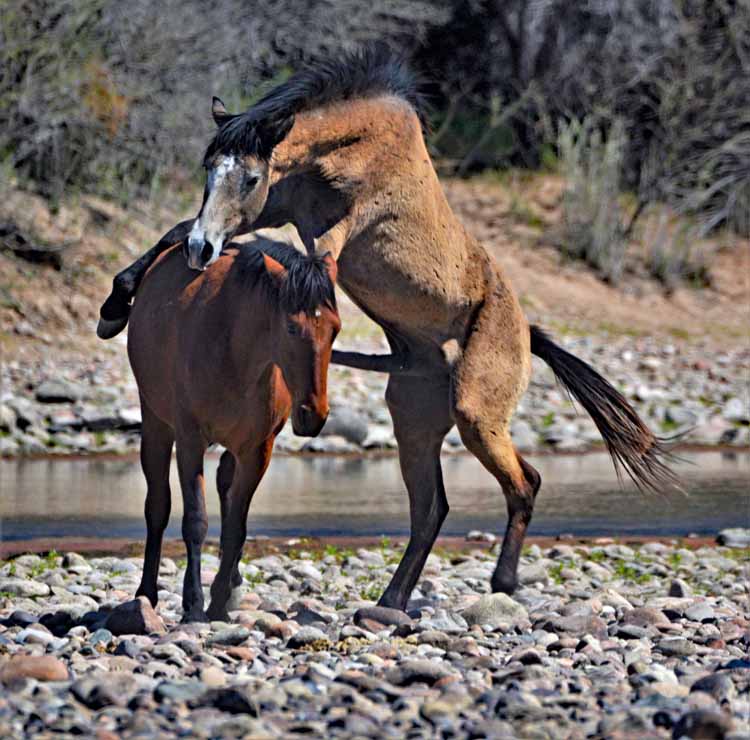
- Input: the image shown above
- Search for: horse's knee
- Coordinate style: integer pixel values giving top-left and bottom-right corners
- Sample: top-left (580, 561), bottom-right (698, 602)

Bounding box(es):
top-left (182, 510), bottom-right (207, 544)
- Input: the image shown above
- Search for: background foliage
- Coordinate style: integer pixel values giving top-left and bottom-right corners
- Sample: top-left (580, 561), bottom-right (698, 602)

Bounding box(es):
top-left (1, 0), bottom-right (748, 237)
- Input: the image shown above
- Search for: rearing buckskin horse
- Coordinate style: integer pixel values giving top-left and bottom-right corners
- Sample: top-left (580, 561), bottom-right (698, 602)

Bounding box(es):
top-left (101, 47), bottom-right (674, 611)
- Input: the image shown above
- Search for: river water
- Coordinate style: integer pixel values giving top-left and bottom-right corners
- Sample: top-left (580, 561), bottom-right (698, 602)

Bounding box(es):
top-left (1, 450), bottom-right (748, 541)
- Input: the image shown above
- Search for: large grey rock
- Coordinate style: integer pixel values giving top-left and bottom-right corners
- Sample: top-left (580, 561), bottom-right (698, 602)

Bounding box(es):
top-left (304, 435), bottom-right (358, 453)
top-left (385, 659), bottom-right (456, 686)
top-left (0, 403), bottom-right (16, 431)
top-left (723, 397), bottom-right (748, 423)
top-left (6, 397), bottom-right (40, 430)
top-left (320, 407), bottom-right (369, 445)
top-left (104, 597), bottom-right (166, 636)
top-left (665, 405), bottom-right (698, 427)
top-left (518, 563), bottom-right (548, 585)
top-left (0, 437), bottom-right (19, 457)
top-left (716, 528), bottom-right (750, 548)
top-left (511, 419), bottom-right (538, 450)
top-left (537, 614), bottom-right (608, 639)
top-left (354, 606), bottom-right (414, 628)
top-left (462, 593), bottom-right (528, 628)
top-left (206, 626), bottom-right (250, 646)
top-left (79, 407), bottom-right (121, 431)
top-left (117, 407), bottom-right (142, 429)
top-left (287, 626), bottom-right (330, 649)
top-left (71, 673), bottom-right (151, 709)
top-left (691, 673), bottom-right (736, 704)
top-left (0, 578), bottom-right (50, 597)
top-left (35, 379), bottom-right (85, 404)
top-left (361, 424), bottom-right (397, 449)
top-left (672, 710), bottom-right (733, 740)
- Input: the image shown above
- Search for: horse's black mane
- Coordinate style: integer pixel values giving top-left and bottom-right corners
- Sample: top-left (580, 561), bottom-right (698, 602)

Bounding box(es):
top-left (205, 44), bottom-right (422, 161)
top-left (237, 239), bottom-right (336, 316)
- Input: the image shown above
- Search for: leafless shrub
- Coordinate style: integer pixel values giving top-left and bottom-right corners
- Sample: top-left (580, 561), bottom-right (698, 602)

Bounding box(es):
top-left (0, 0), bottom-right (445, 202)
top-left (642, 210), bottom-right (712, 291)
top-left (557, 117), bottom-right (629, 284)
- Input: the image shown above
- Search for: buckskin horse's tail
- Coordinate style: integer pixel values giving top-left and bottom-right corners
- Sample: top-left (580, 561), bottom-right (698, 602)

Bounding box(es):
top-left (529, 325), bottom-right (677, 493)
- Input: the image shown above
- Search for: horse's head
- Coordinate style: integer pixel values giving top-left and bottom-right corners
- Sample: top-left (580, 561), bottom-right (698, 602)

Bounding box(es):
top-left (186, 98), bottom-right (294, 271)
top-left (263, 251), bottom-right (340, 437)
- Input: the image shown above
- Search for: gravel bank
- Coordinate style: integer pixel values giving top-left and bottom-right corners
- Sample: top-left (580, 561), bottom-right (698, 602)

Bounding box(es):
top-left (0, 539), bottom-right (748, 737)
top-left (1, 336), bottom-right (749, 458)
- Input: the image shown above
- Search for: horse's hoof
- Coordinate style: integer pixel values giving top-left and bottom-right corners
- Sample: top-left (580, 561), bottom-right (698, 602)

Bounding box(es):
top-left (134, 587), bottom-right (157, 608)
top-left (97, 315), bottom-right (129, 340)
top-left (181, 608), bottom-right (209, 624)
top-left (206, 605), bottom-right (230, 623)
top-left (490, 576), bottom-right (518, 595)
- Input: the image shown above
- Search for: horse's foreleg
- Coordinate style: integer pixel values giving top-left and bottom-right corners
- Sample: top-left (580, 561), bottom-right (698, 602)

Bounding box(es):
top-left (175, 424), bottom-right (209, 622)
top-left (377, 376), bottom-right (452, 611)
top-left (135, 402), bottom-right (174, 607)
top-left (207, 440), bottom-right (273, 622)
top-left (216, 451), bottom-right (241, 588)
top-left (331, 350), bottom-right (410, 374)
top-left (97, 218), bottom-right (196, 339)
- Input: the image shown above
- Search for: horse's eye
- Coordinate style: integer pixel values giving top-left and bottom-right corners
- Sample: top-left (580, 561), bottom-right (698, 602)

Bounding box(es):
top-left (287, 321), bottom-right (300, 336)
top-left (242, 174), bottom-right (259, 191)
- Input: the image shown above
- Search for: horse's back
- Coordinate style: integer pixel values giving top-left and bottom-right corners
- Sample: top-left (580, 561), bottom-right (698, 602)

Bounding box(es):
top-left (127, 238), bottom-right (290, 440)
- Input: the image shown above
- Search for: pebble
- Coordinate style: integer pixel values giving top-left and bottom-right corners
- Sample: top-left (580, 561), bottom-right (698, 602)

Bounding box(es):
top-left (461, 593), bottom-right (528, 627)
top-left (0, 655), bottom-right (68, 684)
top-left (104, 596), bottom-right (166, 636)
top-left (2, 338), bottom-right (748, 456)
top-left (0, 542), bottom-right (746, 737)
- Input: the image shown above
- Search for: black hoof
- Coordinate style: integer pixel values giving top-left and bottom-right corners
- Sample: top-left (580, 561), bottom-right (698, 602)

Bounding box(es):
top-left (135, 587), bottom-right (157, 608)
top-left (206, 604), bottom-right (231, 623)
top-left (491, 577), bottom-right (518, 595)
top-left (181, 608), bottom-right (209, 624)
top-left (97, 315), bottom-right (129, 340)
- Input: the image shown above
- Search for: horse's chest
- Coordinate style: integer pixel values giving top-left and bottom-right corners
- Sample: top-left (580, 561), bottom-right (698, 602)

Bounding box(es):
top-left (336, 233), bottom-right (469, 335)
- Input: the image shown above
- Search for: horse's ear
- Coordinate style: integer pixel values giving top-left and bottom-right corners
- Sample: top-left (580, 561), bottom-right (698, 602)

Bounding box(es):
top-left (256, 113), bottom-right (295, 159)
top-left (212, 96), bottom-right (233, 127)
top-left (262, 253), bottom-right (287, 282)
top-left (322, 252), bottom-right (338, 283)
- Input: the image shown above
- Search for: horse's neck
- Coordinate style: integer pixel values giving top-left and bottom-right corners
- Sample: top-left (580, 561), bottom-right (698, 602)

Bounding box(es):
top-left (265, 98), bottom-right (458, 254)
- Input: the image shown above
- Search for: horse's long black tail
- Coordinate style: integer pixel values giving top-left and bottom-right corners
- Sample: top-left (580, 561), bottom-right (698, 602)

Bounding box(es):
top-left (530, 325), bottom-right (678, 493)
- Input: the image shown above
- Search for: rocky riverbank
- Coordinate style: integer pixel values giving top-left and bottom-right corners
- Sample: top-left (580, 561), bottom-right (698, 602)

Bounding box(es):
top-left (1, 334), bottom-right (749, 458)
top-left (0, 539), bottom-right (748, 737)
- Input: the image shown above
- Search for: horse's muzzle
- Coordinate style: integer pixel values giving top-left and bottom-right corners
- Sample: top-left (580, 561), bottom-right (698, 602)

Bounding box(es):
top-left (186, 238), bottom-right (214, 271)
top-left (292, 404), bottom-right (328, 437)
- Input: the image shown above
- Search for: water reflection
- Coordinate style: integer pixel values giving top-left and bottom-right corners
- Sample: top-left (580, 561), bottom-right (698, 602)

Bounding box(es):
top-left (1, 451), bottom-right (748, 540)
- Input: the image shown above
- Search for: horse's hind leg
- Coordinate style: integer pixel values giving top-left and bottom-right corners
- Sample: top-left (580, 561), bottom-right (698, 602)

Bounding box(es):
top-left (378, 375), bottom-right (453, 611)
top-left (216, 451), bottom-right (242, 588)
top-left (452, 285), bottom-right (539, 594)
top-left (175, 422), bottom-right (209, 622)
top-left (455, 421), bottom-right (540, 593)
top-left (208, 440), bottom-right (274, 621)
top-left (135, 401), bottom-right (174, 607)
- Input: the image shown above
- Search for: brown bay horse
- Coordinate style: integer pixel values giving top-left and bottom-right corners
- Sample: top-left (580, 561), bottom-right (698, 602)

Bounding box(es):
top-left (103, 47), bottom-right (675, 612)
top-left (128, 238), bottom-right (340, 621)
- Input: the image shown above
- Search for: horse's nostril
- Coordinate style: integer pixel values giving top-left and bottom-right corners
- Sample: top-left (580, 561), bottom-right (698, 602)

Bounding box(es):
top-left (201, 241), bottom-right (214, 265)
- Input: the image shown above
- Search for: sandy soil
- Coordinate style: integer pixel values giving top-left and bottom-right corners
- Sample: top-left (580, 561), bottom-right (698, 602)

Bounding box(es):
top-left (1, 174), bottom-right (748, 370)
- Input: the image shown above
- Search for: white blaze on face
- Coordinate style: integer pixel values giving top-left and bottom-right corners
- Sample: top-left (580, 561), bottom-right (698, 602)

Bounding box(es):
top-left (188, 155), bottom-right (238, 269)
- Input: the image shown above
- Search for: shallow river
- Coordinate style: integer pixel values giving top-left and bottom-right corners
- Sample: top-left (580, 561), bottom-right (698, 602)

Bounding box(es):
top-left (1, 450), bottom-right (748, 541)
